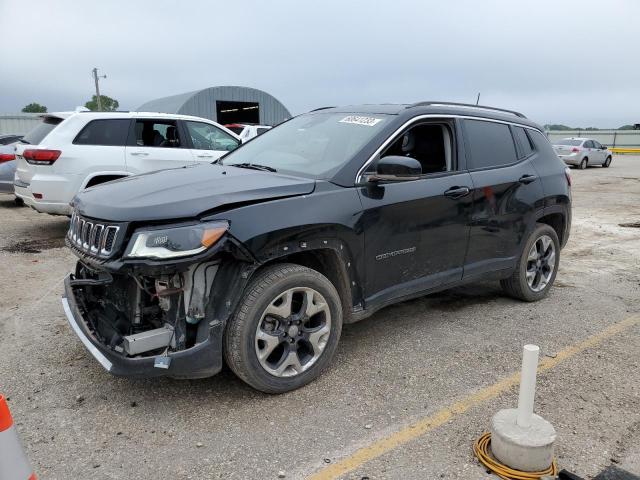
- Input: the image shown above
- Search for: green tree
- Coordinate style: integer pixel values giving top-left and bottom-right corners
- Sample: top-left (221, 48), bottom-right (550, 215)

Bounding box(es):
top-left (21, 102), bottom-right (47, 113)
top-left (85, 95), bottom-right (119, 112)
top-left (619, 125), bottom-right (635, 130)
top-left (544, 124), bottom-right (573, 131)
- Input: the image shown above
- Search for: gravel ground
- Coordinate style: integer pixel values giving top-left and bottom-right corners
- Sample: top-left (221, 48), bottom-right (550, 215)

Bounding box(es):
top-left (0, 156), bottom-right (638, 480)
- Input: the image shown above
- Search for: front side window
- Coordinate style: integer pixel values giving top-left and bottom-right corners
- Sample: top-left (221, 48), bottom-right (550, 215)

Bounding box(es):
top-left (592, 140), bottom-right (602, 149)
top-left (134, 120), bottom-right (182, 148)
top-left (222, 112), bottom-right (389, 178)
top-left (185, 121), bottom-right (240, 151)
top-left (74, 119), bottom-right (130, 146)
top-left (464, 119), bottom-right (518, 169)
top-left (378, 123), bottom-right (453, 174)
top-left (512, 127), bottom-right (535, 158)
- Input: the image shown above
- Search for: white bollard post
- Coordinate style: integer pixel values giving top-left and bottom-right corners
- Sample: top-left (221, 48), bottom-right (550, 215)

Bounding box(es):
top-left (516, 344), bottom-right (540, 428)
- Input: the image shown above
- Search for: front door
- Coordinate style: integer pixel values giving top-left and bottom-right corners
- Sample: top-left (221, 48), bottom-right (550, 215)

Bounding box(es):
top-left (358, 120), bottom-right (473, 307)
top-left (183, 120), bottom-right (240, 163)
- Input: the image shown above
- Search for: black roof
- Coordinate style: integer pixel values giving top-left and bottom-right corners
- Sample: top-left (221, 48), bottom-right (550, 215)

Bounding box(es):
top-left (312, 102), bottom-right (543, 130)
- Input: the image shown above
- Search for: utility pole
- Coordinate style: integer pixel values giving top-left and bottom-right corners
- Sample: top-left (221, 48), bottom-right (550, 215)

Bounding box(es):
top-left (92, 68), bottom-right (107, 111)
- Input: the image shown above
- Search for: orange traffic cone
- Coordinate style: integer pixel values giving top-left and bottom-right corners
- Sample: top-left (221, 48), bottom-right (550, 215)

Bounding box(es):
top-left (0, 395), bottom-right (36, 480)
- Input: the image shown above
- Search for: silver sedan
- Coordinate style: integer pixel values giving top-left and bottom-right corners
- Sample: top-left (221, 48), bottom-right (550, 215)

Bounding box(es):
top-left (552, 137), bottom-right (612, 169)
top-left (0, 135), bottom-right (22, 194)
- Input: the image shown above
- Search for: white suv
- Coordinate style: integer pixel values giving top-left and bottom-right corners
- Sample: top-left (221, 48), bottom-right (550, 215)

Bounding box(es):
top-left (14, 111), bottom-right (241, 215)
top-left (224, 124), bottom-right (272, 142)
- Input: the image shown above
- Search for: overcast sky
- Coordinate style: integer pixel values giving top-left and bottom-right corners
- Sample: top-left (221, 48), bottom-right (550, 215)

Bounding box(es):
top-left (1, 0), bottom-right (638, 127)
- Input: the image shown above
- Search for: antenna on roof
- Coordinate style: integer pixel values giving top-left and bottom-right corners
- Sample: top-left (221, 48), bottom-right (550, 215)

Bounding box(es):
top-left (475, 93), bottom-right (481, 106)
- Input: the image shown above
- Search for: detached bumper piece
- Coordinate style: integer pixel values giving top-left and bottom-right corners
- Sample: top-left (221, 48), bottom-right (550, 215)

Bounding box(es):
top-left (62, 275), bottom-right (223, 379)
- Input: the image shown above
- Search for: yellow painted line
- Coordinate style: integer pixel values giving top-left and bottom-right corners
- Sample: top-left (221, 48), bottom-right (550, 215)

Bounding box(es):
top-left (307, 315), bottom-right (640, 480)
top-left (610, 148), bottom-right (640, 154)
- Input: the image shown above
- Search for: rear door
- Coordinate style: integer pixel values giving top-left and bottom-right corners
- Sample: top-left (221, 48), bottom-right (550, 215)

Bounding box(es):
top-left (462, 119), bottom-right (544, 278)
top-left (583, 140), bottom-right (595, 163)
top-left (183, 120), bottom-right (241, 162)
top-left (125, 118), bottom-right (194, 174)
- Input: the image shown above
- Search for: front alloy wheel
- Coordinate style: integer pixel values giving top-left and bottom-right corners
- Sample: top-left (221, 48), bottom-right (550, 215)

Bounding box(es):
top-left (255, 287), bottom-right (331, 377)
top-left (224, 263), bottom-right (342, 393)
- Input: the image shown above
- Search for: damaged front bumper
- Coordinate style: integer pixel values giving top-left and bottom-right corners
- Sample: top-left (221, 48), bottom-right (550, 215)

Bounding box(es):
top-left (62, 274), bottom-right (224, 378)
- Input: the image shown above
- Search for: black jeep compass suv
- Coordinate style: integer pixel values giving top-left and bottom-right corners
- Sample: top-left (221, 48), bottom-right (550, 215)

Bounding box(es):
top-left (63, 102), bottom-right (571, 393)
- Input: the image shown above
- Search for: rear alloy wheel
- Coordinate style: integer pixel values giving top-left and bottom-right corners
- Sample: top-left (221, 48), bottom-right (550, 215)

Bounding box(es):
top-left (501, 223), bottom-right (560, 301)
top-left (224, 263), bottom-right (342, 393)
top-left (579, 158), bottom-right (588, 169)
top-left (603, 156), bottom-right (612, 168)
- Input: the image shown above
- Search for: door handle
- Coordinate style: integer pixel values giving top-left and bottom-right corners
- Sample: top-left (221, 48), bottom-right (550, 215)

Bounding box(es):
top-left (518, 174), bottom-right (538, 185)
top-left (196, 154), bottom-right (214, 158)
top-left (129, 152), bottom-right (149, 156)
top-left (444, 186), bottom-right (471, 199)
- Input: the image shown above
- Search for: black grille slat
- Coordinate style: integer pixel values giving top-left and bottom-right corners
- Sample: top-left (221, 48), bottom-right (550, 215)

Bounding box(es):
top-left (67, 211), bottom-right (120, 259)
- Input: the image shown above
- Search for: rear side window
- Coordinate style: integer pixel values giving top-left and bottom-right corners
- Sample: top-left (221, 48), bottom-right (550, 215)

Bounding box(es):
top-left (512, 127), bottom-right (535, 158)
top-left (74, 119), bottom-right (130, 146)
top-left (464, 120), bottom-right (518, 169)
top-left (256, 127), bottom-right (270, 135)
top-left (22, 117), bottom-right (63, 145)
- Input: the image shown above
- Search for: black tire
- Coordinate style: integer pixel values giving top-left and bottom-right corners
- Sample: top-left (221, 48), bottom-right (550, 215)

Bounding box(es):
top-left (579, 158), bottom-right (588, 169)
top-left (501, 223), bottom-right (560, 302)
top-left (14, 196), bottom-right (24, 207)
top-left (603, 156), bottom-right (612, 168)
top-left (224, 263), bottom-right (342, 394)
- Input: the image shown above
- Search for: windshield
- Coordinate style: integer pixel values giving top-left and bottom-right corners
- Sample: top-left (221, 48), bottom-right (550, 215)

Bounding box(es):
top-left (22, 117), bottom-right (63, 145)
top-left (555, 139), bottom-right (583, 146)
top-left (221, 112), bottom-right (389, 178)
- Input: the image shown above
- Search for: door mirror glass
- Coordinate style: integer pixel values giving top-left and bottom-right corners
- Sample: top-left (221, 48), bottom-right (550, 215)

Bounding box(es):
top-left (361, 155), bottom-right (422, 184)
top-left (378, 155), bottom-right (422, 176)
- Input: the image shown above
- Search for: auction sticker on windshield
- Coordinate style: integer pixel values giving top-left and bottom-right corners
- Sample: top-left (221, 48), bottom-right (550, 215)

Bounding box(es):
top-left (339, 115), bottom-right (383, 127)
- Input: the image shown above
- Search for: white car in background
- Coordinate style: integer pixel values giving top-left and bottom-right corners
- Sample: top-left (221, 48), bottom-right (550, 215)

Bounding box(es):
top-left (552, 137), bottom-right (612, 169)
top-left (14, 111), bottom-right (241, 215)
top-left (224, 123), bottom-right (272, 142)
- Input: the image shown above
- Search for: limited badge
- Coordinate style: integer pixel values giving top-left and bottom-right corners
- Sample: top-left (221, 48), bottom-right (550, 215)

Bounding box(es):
top-left (339, 115), bottom-right (383, 127)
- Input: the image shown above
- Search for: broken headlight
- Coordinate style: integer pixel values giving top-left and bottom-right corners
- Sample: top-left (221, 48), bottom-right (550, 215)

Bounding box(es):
top-left (125, 221), bottom-right (228, 260)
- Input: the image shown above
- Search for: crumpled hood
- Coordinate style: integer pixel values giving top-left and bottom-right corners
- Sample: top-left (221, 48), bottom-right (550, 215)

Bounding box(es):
top-left (73, 163), bottom-right (316, 222)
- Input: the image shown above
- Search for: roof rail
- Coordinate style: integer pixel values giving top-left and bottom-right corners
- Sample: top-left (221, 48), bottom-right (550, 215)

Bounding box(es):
top-left (406, 101), bottom-right (527, 119)
top-left (309, 106), bottom-right (337, 112)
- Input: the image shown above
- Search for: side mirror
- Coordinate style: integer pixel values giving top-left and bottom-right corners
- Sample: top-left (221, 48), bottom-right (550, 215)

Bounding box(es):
top-left (361, 155), bottom-right (422, 184)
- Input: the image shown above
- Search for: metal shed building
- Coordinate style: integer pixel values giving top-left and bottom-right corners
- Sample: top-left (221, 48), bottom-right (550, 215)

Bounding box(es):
top-left (137, 86), bottom-right (291, 126)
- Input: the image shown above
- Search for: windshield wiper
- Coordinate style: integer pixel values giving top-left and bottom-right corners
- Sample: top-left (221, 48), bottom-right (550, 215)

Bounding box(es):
top-left (19, 139), bottom-right (30, 144)
top-left (230, 163), bottom-right (277, 173)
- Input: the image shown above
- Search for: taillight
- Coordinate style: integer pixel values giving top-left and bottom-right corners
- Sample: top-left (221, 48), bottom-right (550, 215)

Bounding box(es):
top-left (570, 147), bottom-right (580, 153)
top-left (565, 167), bottom-right (572, 187)
top-left (23, 149), bottom-right (61, 165)
top-left (0, 153), bottom-right (15, 163)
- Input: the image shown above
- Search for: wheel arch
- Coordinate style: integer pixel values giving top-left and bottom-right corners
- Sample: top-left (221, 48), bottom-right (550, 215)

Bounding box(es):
top-left (82, 172), bottom-right (130, 189)
top-left (534, 207), bottom-right (569, 248)
top-left (256, 247), bottom-right (356, 323)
